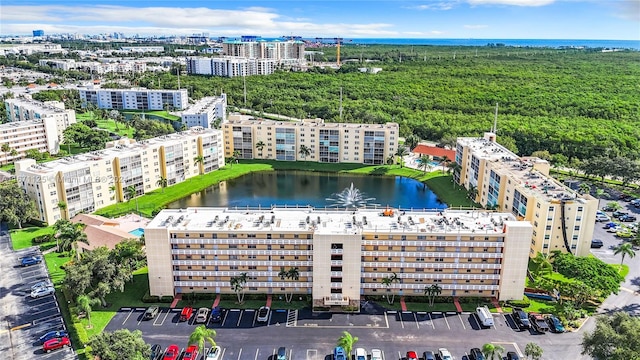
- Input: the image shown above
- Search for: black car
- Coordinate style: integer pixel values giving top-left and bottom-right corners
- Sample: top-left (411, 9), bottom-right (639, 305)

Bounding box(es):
top-left (143, 306), bottom-right (159, 320)
top-left (150, 344), bottom-right (163, 360)
top-left (590, 239), bottom-right (604, 248)
top-left (39, 330), bottom-right (68, 344)
top-left (469, 348), bottom-right (485, 360)
top-left (620, 214), bottom-right (637, 222)
top-left (422, 351), bottom-right (436, 360)
top-left (506, 352), bottom-right (520, 360)
top-left (612, 211), bottom-right (628, 218)
top-left (511, 307), bottom-right (530, 329)
top-left (210, 306), bottom-right (222, 323)
top-left (601, 205), bottom-right (616, 212)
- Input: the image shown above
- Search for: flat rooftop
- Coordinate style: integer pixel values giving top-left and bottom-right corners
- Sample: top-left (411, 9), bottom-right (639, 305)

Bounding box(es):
top-left (148, 207), bottom-right (519, 236)
top-left (6, 98), bottom-right (68, 114)
top-left (225, 118), bottom-right (398, 130)
top-left (182, 96), bottom-right (225, 115)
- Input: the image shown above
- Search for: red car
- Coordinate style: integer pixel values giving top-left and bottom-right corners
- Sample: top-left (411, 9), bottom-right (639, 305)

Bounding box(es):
top-left (180, 307), bottom-right (193, 322)
top-left (406, 351), bottom-right (418, 359)
top-left (163, 344), bottom-right (180, 360)
top-left (183, 345), bottom-right (199, 360)
top-left (43, 336), bottom-right (70, 352)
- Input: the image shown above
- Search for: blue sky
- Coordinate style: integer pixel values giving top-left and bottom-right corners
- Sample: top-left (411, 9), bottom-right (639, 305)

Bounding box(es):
top-left (1, 0), bottom-right (638, 39)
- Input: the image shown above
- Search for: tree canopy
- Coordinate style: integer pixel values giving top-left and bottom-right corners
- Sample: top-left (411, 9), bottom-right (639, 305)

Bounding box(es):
top-left (582, 312), bottom-right (640, 360)
top-left (89, 329), bottom-right (150, 360)
top-left (551, 251), bottom-right (624, 296)
top-left (0, 181), bottom-right (38, 228)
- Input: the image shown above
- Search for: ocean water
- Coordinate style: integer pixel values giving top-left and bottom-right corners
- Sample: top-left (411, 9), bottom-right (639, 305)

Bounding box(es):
top-left (344, 38), bottom-right (640, 49)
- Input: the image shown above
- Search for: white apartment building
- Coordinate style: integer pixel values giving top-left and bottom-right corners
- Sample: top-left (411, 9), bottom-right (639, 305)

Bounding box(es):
top-left (222, 118), bottom-right (399, 165)
top-left (146, 207), bottom-right (532, 305)
top-left (456, 133), bottom-right (598, 257)
top-left (186, 57), bottom-right (276, 77)
top-left (38, 59), bottom-right (77, 71)
top-left (222, 40), bottom-right (305, 61)
top-left (119, 46), bottom-right (165, 53)
top-left (79, 88), bottom-right (189, 110)
top-left (5, 98), bottom-right (77, 141)
top-left (16, 127), bottom-right (224, 225)
top-left (0, 119), bottom-right (59, 164)
top-left (181, 94), bottom-right (227, 129)
top-left (0, 43), bottom-right (66, 56)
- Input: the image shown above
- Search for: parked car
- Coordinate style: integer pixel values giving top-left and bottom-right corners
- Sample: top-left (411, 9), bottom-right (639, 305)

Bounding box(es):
top-left (607, 225), bottom-right (623, 233)
top-left (333, 346), bottom-right (347, 360)
top-left (183, 345), bottom-right (198, 360)
top-left (162, 344), bottom-right (180, 360)
top-left (469, 348), bottom-right (486, 360)
top-left (30, 286), bottom-right (55, 298)
top-left (179, 307), bottom-right (193, 322)
top-left (613, 211), bottom-right (628, 218)
top-left (506, 351), bottom-right (521, 360)
top-left (39, 330), bottom-right (68, 344)
top-left (277, 346), bottom-right (288, 360)
top-left (355, 348), bottom-right (367, 360)
top-left (529, 312), bottom-right (550, 333)
top-left (406, 351), bottom-right (418, 359)
top-left (150, 344), bottom-right (163, 360)
top-left (595, 212), bottom-right (611, 222)
top-left (21, 255), bottom-right (42, 267)
top-left (195, 307), bottom-right (209, 323)
top-left (422, 351), bottom-right (436, 360)
top-left (257, 306), bottom-right (270, 323)
top-left (630, 198), bottom-right (640, 205)
top-left (144, 306), bottom-right (159, 320)
top-left (603, 222), bottom-right (619, 229)
top-left (371, 349), bottom-right (383, 360)
top-left (620, 214), bottom-right (637, 222)
top-left (512, 307), bottom-right (531, 329)
top-left (206, 346), bottom-right (222, 360)
top-left (210, 306), bottom-right (222, 323)
top-left (616, 229), bottom-right (634, 238)
top-left (438, 348), bottom-right (453, 360)
top-left (43, 336), bottom-right (70, 352)
top-left (31, 281), bottom-right (53, 291)
top-left (545, 315), bottom-right (565, 333)
top-left (601, 205), bottom-right (616, 212)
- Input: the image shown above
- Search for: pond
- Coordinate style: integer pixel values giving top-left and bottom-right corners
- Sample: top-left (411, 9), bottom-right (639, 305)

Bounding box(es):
top-left (167, 170), bottom-right (447, 210)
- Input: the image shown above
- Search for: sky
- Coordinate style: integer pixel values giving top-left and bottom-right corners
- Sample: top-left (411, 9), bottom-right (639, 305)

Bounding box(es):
top-left (1, 0), bottom-right (639, 40)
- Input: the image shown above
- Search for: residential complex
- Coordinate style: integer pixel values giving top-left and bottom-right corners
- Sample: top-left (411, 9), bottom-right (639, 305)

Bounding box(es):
top-left (222, 117), bottom-right (399, 164)
top-left (5, 98), bottom-right (77, 141)
top-left (0, 119), bottom-right (60, 164)
top-left (186, 57), bottom-right (276, 77)
top-left (455, 133), bottom-right (598, 257)
top-left (15, 127), bottom-right (224, 225)
top-left (180, 94), bottom-right (227, 129)
top-left (39, 59), bottom-right (148, 74)
top-left (79, 88), bottom-right (189, 110)
top-left (146, 207), bottom-right (532, 305)
top-left (222, 39), bottom-right (305, 62)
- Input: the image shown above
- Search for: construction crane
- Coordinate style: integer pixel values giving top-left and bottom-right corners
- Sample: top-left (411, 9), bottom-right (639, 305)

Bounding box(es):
top-left (314, 37), bottom-right (343, 66)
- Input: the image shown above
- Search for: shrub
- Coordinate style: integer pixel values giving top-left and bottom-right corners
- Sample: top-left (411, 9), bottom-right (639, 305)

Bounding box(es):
top-left (33, 234), bottom-right (54, 244)
top-left (160, 296), bottom-right (174, 303)
top-left (507, 296), bottom-right (531, 308)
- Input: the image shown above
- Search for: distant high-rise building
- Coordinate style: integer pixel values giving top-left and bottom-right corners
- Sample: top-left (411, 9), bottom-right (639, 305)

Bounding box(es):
top-left (33, 30), bottom-right (44, 37)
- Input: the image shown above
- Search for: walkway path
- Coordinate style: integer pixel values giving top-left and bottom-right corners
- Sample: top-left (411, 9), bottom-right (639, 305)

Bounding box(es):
top-left (169, 293), bottom-right (182, 309)
top-left (453, 297), bottom-right (463, 313)
top-left (399, 296), bottom-right (407, 311)
top-left (212, 294), bottom-right (221, 308)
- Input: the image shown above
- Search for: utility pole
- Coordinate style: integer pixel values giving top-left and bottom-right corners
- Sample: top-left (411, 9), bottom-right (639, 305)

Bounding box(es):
top-left (177, 67), bottom-right (180, 89)
top-left (243, 74), bottom-right (247, 107)
top-left (493, 103), bottom-right (499, 133)
top-left (339, 87), bottom-right (343, 121)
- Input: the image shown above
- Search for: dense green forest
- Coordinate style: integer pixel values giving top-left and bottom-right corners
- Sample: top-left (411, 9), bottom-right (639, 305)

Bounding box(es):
top-left (139, 47), bottom-right (639, 161)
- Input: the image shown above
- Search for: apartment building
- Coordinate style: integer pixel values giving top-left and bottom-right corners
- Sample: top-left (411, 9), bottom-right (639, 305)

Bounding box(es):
top-left (16, 127), bottom-right (224, 225)
top-left (181, 94), bottom-right (227, 128)
top-left (146, 207), bottom-right (532, 305)
top-left (186, 57), bottom-right (276, 77)
top-left (222, 118), bottom-right (399, 165)
top-left (79, 88), bottom-right (188, 111)
top-left (456, 133), bottom-right (598, 257)
top-left (5, 98), bottom-right (77, 141)
top-left (222, 39), bottom-right (305, 62)
top-left (0, 119), bottom-right (59, 164)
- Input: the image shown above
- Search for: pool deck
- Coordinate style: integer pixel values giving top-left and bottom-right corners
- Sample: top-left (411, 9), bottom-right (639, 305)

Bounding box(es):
top-left (114, 213), bottom-right (150, 233)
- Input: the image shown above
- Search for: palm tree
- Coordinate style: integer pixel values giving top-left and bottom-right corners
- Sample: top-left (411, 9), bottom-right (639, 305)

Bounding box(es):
top-left (524, 342), bottom-right (543, 360)
top-left (255, 141), bottom-right (265, 158)
top-left (156, 176), bottom-right (168, 193)
top-left (76, 295), bottom-right (100, 328)
top-left (532, 252), bottom-right (553, 277)
top-left (606, 201), bottom-right (622, 211)
top-left (193, 155), bottom-right (205, 175)
top-left (9, 148), bottom-right (18, 161)
top-left (386, 155), bottom-right (395, 165)
top-left (440, 155), bottom-right (451, 173)
top-left (230, 272), bottom-right (248, 304)
top-left (381, 272), bottom-right (400, 304)
top-left (336, 331), bottom-right (359, 358)
top-left (188, 325), bottom-right (217, 355)
top-left (1, 143), bottom-right (10, 165)
top-left (467, 185), bottom-right (479, 202)
top-left (482, 343), bottom-right (505, 360)
top-left (53, 220), bottom-right (88, 259)
top-left (58, 201), bottom-right (68, 220)
top-left (418, 155), bottom-right (433, 173)
top-left (578, 183), bottom-right (591, 195)
top-left (613, 243), bottom-right (636, 267)
top-left (278, 267), bottom-right (300, 303)
top-left (424, 284), bottom-right (442, 306)
top-left (395, 146), bottom-right (409, 168)
top-left (299, 144), bottom-right (311, 160)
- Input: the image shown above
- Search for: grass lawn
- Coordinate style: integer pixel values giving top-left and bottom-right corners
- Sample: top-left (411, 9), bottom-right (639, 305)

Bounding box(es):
top-left (44, 251), bottom-right (72, 285)
top-left (216, 299), bottom-right (269, 310)
top-left (9, 226), bottom-right (55, 250)
top-left (382, 300), bottom-right (491, 312)
top-left (613, 264), bottom-right (630, 278)
top-left (95, 118), bottom-right (135, 138)
top-left (269, 300), bottom-right (309, 310)
top-left (122, 110), bottom-right (180, 121)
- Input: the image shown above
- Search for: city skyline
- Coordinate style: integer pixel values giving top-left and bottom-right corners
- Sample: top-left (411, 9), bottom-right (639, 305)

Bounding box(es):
top-left (1, 0), bottom-right (638, 40)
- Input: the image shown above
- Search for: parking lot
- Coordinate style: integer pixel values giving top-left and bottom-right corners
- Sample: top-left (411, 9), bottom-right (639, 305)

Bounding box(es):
top-left (0, 224), bottom-right (76, 360)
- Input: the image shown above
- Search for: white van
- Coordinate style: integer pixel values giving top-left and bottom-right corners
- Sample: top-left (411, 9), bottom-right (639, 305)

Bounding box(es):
top-left (476, 306), bottom-right (494, 327)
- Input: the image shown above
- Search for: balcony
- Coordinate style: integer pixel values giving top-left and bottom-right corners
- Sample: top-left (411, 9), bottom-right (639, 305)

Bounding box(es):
top-left (323, 295), bottom-right (350, 306)
top-left (330, 248), bottom-right (344, 255)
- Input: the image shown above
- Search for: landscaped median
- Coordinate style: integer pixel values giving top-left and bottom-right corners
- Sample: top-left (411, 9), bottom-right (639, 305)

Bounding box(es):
top-left (94, 160), bottom-right (477, 219)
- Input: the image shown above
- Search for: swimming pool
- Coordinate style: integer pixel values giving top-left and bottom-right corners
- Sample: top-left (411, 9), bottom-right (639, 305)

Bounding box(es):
top-left (416, 159), bottom-right (441, 167)
top-left (129, 228), bottom-right (144, 237)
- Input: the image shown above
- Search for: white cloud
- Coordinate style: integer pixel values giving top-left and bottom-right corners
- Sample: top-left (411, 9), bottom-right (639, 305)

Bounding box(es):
top-left (406, 2), bottom-right (457, 11)
top-left (612, 0), bottom-right (640, 21)
top-left (464, 24), bottom-right (489, 29)
top-left (467, 0), bottom-right (555, 6)
top-left (0, 5), bottom-right (400, 37)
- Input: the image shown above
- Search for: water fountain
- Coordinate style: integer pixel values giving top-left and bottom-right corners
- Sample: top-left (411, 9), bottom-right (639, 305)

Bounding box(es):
top-left (326, 183), bottom-right (378, 208)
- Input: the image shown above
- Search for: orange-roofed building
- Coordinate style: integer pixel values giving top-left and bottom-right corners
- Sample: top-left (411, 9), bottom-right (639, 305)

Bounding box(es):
top-left (412, 144), bottom-right (455, 161)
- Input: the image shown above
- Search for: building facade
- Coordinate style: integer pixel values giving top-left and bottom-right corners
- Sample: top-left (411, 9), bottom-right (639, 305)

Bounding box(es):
top-left (186, 57), bottom-right (276, 77)
top-left (16, 127), bottom-right (224, 225)
top-left (181, 94), bottom-right (227, 128)
top-left (0, 119), bottom-right (60, 164)
top-left (78, 88), bottom-right (188, 110)
top-left (5, 98), bottom-right (76, 142)
top-left (222, 40), bottom-right (305, 62)
top-left (222, 118), bottom-right (399, 165)
top-left (455, 133), bottom-right (598, 257)
top-left (146, 207), bottom-right (532, 305)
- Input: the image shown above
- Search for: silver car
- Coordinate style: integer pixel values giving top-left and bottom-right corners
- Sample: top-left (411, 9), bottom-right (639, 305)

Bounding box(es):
top-left (31, 281), bottom-right (53, 291)
top-left (30, 286), bottom-right (55, 298)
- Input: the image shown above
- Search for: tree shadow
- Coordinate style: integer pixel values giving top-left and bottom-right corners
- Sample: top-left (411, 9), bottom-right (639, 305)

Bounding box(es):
top-left (368, 167), bottom-right (389, 175)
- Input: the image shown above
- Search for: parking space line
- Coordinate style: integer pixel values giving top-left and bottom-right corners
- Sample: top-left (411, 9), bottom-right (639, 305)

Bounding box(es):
top-left (254, 348), bottom-right (259, 360)
top-left (457, 313), bottom-right (466, 330)
top-left (384, 312), bottom-right (389, 328)
top-left (443, 313), bottom-right (451, 330)
top-left (236, 348), bottom-right (243, 360)
top-left (427, 313), bottom-right (435, 329)
top-left (33, 314), bottom-right (62, 326)
top-left (154, 308), bottom-right (170, 326)
top-left (399, 313), bottom-right (404, 329)
top-left (251, 311), bottom-right (257, 327)
top-left (237, 310), bottom-right (244, 327)
top-left (413, 312), bottom-right (420, 329)
top-left (398, 351), bottom-right (402, 360)
top-left (122, 309), bottom-right (135, 325)
top-left (221, 310), bottom-right (230, 327)
top-left (267, 310), bottom-right (273, 327)
top-left (288, 349), bottom-right (293, 360)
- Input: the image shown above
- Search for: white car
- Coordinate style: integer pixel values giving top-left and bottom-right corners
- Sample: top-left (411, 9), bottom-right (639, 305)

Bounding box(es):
top-left (31, 281), bottom-right (53, 291)
top-left (257, 306), bottom-right (270, 323)
top-left (355, 348), bottom-right (367, 360)
top-left (30, 286), bottom-right (55, 298)
top-left (371, 349), bottom-right (383, 360)
top-left (206, 346), bottom-right (222, 360)
top-left (438, 348), bottom-right (452, 360)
